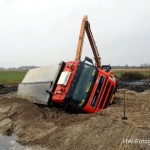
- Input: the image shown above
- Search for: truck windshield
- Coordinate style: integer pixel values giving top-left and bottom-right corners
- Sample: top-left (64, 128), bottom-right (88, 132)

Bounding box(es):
top-left (71, 62), bottom-right (97, 107)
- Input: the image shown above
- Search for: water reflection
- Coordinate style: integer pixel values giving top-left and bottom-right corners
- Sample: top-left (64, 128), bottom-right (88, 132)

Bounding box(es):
top-left (0, 134), bottom-right (31, 150)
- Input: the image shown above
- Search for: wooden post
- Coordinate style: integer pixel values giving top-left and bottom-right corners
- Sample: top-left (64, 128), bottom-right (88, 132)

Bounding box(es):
top-left (118, 89), bottom-right (128, 120)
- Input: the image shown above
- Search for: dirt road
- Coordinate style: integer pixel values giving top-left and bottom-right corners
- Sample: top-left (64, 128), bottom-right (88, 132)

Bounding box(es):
top-left (0, 89), bottom-right (150, 150)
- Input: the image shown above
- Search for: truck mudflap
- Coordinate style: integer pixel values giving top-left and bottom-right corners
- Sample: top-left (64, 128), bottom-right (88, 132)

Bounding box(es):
top-left (17, 61), bottom-right (65, 105)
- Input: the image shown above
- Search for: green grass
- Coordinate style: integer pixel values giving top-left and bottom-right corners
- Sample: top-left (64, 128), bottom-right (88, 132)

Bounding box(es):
top-left (0, 71), bottom-right (27, 85)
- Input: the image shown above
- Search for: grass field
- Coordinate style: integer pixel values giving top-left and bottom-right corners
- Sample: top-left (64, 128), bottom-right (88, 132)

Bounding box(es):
top-left (0, 71), bottom-right (27, 85)
top-left (0, 68), bottom-right (149, 85)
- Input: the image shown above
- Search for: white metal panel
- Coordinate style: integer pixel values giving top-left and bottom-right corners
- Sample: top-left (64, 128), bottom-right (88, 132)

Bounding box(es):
top-left (22, 65), bottom-right (60, 83)
top-left (17, 64), bottom-right (62, 105)
top-left (17, 83), bottom-right (51, 105)
top-left (57, 71), bottom-right (71, 86)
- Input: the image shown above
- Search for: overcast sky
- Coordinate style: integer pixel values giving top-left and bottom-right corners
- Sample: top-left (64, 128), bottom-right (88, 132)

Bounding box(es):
top-left (0, 0), bottom-right (150, 67)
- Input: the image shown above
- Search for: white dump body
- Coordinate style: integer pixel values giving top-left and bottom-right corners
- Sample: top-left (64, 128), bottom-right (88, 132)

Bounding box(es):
top-left (17, 62), bottom-right (65, 105)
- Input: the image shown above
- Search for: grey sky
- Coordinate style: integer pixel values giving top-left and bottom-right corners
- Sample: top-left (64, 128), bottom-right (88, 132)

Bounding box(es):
top-left (0, 0), bottom-right (150, 67)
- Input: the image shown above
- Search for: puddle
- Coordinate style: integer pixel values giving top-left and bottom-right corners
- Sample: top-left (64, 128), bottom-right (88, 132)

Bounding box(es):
top-left (0, 134), bottom-right (31, 150)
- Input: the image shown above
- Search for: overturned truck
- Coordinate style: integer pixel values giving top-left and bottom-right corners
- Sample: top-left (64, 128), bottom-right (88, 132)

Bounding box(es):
top-left (18, 16), bottom-right (117, 113)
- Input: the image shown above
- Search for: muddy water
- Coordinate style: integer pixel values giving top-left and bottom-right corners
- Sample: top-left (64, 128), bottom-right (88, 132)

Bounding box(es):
top-left (0, 134), bottom-right (31, 150)
top-left (118, 80), bottom-right (150, 92)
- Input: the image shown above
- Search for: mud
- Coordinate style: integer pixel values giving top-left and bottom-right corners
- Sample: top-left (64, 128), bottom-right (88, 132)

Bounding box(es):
top-left (0, 90), bottom-right (150, 150)
top-left (118, 80), bottom-right (150, 92)
top-left (0, 85), bottom-right (18, 95)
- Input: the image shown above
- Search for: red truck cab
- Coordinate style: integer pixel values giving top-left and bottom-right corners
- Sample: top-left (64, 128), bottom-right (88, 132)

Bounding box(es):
top-left (52, 57), bottom-right (117, 113)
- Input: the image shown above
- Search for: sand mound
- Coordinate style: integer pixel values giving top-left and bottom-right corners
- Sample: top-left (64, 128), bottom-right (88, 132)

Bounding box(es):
top-left (0, 90), bottom-right (150, 150)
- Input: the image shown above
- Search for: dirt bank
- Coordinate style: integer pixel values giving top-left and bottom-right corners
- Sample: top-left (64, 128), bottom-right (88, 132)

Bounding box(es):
top-left (0, 90), bottom-right (150, 150)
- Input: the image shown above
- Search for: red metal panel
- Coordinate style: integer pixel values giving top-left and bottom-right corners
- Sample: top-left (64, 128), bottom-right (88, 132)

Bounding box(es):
top-left (52, 61), bottom-right (79, 103)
